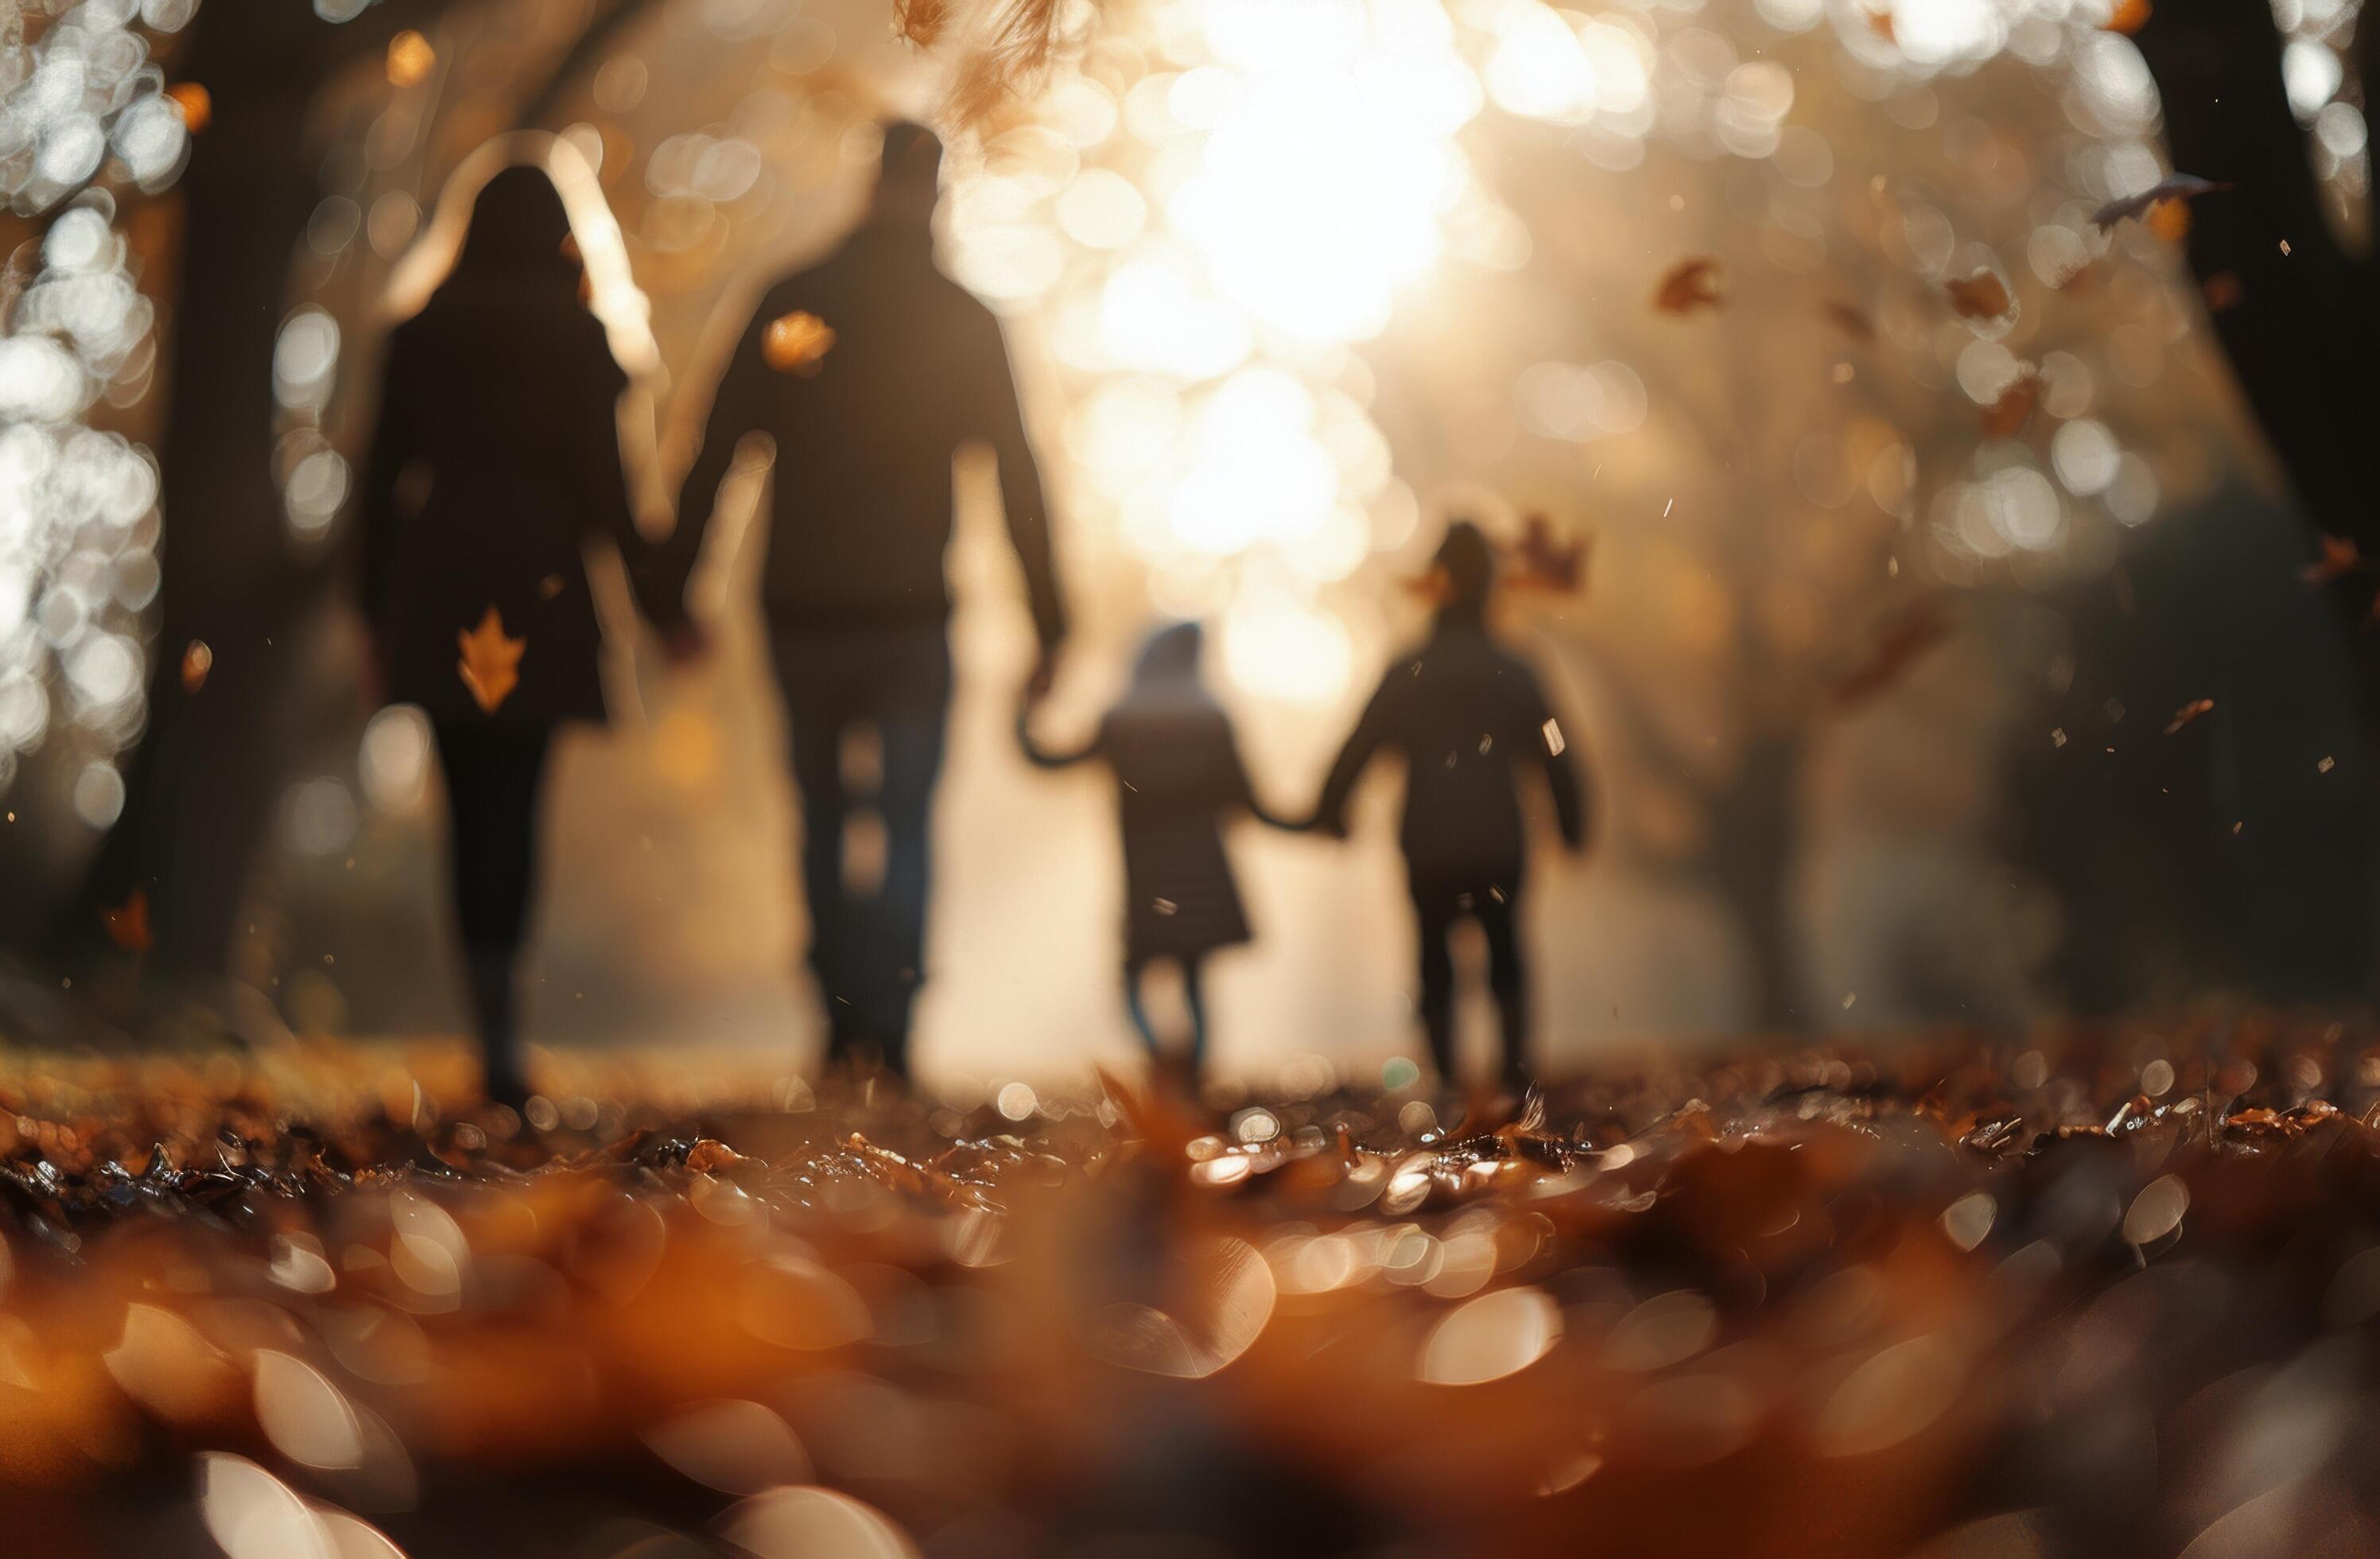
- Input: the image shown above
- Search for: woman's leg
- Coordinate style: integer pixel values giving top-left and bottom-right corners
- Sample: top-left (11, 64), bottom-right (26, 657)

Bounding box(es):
top-left (436, 721), bottom-right (553, 1106)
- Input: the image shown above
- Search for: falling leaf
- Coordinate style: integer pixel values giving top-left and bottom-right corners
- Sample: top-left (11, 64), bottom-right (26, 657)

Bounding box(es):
top-left (763, 311), bottom-right (837, 374)
top-left (2105, 0), bottom-right (2150, 33)
top-left (2164, 698), bottom-right (2215, 735)
top-left (892, 0), bottom-right (949, 46)
top-left (1832, 601), bottom-right (1952, 710)
top-left (1979, 370), bottom-right (2041, 439)
top-left (166, 83), bottom-right (212, 134)
top-left (2203, 272), bottom-right (2244, 313)
top-left (2146, 197), bottom-right (2192, 243)
top-left (385, 30), bottom-right (436, 89)
top-left (456, 607), bottom-right (526, 714)
top-left (1508, 514), bottom-right (1590, 593)
top-left (1653, 258), bottom-right (1724, 316)
top-left (2303, 534), bottom-right (2360, 586)
top-left (181, 640), bottom-right (213, 694)
top-left (2091, 174), bottom-right (2232, 231)
top-left (103, 891), bottom-right (151, 954)
top-left (1943, 271), bottom-right (2012, 321)
top-left (1823, 301), bottom-right (1875, 341)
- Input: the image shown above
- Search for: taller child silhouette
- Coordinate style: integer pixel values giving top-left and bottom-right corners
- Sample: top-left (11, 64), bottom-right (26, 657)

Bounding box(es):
top-left (1313, 521), bottom-right (1589, 1087)
top-left (660, 122), bottom-right (1068, 1078)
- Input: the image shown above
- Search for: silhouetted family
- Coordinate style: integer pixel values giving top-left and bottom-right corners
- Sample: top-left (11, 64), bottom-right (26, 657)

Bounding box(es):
top-left (360, 124), bottom-right (1589, 1109)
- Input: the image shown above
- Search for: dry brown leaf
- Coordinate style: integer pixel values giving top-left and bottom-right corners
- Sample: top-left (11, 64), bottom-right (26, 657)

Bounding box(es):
top-left (1979, 370), bottom-right (2040, 440)
top-left (763, 311), bottom-right (837, 373)
top-left (2164, 698), bottom-right (2215, 736)
top-left (457, 606), bottom-right (526, 714)
top-left (2105, 0), bottom-right (2150, 33)
top-left (103, 890), bottom-right (151, 954)
top-left (1944, 271), bottom-right (2012, 321)
top-left (1653, 257), bottom-right (1724, 316)
top-left (2091, 174), bottom-right (2231, 231)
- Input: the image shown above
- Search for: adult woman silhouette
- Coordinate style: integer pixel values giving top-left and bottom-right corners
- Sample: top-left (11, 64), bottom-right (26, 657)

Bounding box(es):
top-left (359, 161), bottom-right (673, 1106)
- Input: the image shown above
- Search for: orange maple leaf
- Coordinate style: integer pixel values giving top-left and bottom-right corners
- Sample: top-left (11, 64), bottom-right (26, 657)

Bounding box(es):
top-left (1652, 258), bottom-right (1724, 316)
top-left (457, 606), bottom-right (526, 713)
top-left (103, 890), bottom-right (152, 954)
top-left (1944, 270), bottom-right (2013, 321)
top-left (763, 311), bottom-right (837, 373)
top-left (1980, 370), bottom-right (2041, 440)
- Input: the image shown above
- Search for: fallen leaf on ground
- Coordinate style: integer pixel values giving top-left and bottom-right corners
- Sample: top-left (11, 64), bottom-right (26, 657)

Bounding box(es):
top-left (457, 607), bottom-right (526, 714)
top-left (1653, 258), bottom-right (1724, 316)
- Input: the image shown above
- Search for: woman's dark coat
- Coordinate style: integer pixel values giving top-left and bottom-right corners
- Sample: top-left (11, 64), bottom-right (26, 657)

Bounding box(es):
top-left (360, 172), bottom-right (663, 730)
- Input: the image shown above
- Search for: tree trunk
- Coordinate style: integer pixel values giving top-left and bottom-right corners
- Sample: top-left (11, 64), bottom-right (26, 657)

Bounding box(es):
top-left (1709, 733), bottom-right (1804, 1034)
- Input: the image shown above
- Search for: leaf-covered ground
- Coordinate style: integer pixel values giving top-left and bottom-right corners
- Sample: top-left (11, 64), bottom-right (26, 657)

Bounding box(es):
top-left (6, 1018), bottom-right (2380, 1557)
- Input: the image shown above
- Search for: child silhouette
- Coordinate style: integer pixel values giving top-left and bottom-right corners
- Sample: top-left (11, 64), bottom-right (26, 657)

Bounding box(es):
top-left (1312, 520), bottom-right (1589, 1088)
top-left (1019, 622), bottom-right (1298, 1080)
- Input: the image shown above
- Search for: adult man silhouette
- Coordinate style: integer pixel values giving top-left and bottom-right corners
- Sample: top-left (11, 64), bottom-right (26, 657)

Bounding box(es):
top-left (664, 122), bottom-right (1066, 1077)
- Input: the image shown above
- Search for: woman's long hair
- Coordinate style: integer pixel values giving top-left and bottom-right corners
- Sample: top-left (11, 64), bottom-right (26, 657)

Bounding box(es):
top-left (381, 133), bottom-right (661, 382)
top-left (437, 164), bottom-right (580, 299)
